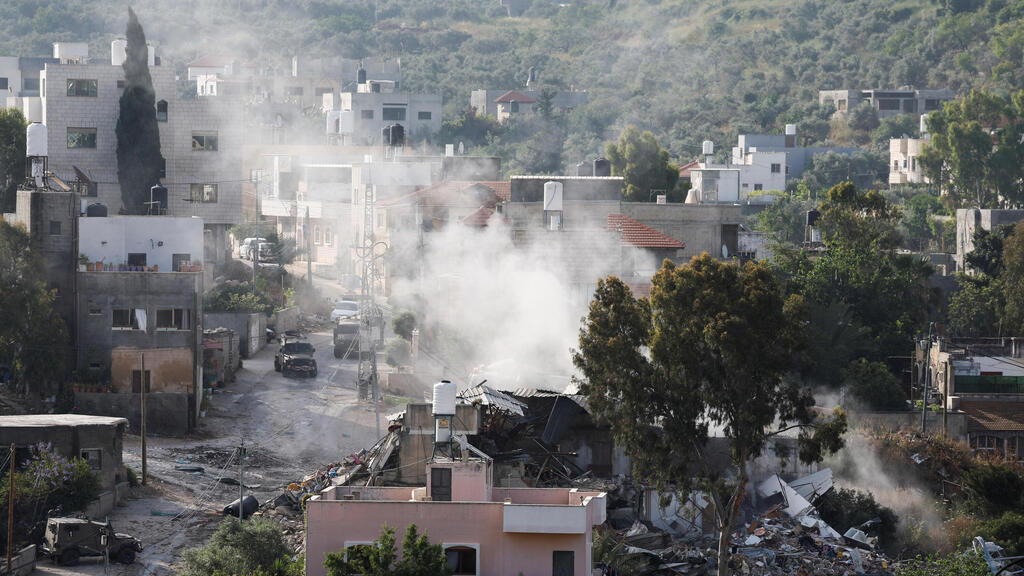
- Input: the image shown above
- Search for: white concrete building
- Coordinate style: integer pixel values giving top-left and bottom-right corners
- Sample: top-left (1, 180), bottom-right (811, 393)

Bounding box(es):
top-left (36, 41), bottom-right (243, 263)
top-left (323, 79), bottom-right (441, 147)
top-left (689, 143), bottom-right (786, 204)
top-left (79, 215), bottom-right (204, 273)
top-left (889, 137), bottom-right (928, 185)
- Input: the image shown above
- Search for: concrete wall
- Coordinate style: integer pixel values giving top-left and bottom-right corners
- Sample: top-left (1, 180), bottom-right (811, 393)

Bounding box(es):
top-left (621, 202), bottom-right (743, 261)
top-left (79, 216), bottom-right (204, 272)
top-left (76, 391), bottom-right (191, 436)
top-left (956, 209), bottom-right (1024, 272)
top-left (110, 347), bottom-right (193, 394)
top-left (204, 311), bottom-right (266, 357)
top-left (270, 306), bottom-right (299, 333)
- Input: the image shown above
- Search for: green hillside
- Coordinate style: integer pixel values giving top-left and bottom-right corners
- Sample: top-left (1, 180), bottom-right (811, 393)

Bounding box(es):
top-left (1, 0), bottom-right (1022, 175)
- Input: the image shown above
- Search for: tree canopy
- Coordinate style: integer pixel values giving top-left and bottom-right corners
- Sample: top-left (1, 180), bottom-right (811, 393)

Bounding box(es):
top-left (115, 7), bottom-right (164, 214)
top-left (323, 523), bottom-right (450, 576)
top-left (574, 255), bottom-right (846, 576)
top-left (0, 107), bottom-right (26, 213)
top-left (605, 126), bottom-right (679, 202)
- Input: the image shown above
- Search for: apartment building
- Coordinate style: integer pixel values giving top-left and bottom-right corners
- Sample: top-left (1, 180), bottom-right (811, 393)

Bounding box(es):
top-left (819, 88), bottom-right (954, 118)
top-left (323, 78), bottom-right (441, 147)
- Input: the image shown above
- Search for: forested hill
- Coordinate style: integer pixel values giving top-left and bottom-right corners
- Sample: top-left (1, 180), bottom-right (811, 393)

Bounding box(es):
top-left (2, 0), bottom-right (1022, 172)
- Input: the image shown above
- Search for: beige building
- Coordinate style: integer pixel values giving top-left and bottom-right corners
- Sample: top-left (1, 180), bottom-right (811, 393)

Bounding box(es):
top-left (889, 137), bottom-right (928, 185)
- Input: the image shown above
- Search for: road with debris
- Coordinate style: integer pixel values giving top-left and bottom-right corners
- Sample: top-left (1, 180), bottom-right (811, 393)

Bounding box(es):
top-left (34, 325), bottom-right (383, 576)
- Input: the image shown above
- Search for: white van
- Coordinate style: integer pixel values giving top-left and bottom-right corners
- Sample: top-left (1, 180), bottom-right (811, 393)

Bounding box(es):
top-left (238, 237), bottom-right (266, 260)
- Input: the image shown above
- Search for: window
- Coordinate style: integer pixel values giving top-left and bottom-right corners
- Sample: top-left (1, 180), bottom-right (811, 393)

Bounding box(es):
top-left (127, 253), bottom-right (147, 267)
top-left (172, 253), bottom-right (191, 272)
top-left (552, 551), bottom-right (574, 576)
top-left (156, 309), bottom-right (190, 330)
top-left (190, 183), bottom-right (218, 203)
top-left (315, 87), bottom-right (332, 98)
top-left (445, 546), bottom-right (477, 575)
top-left (67, 128), bottom-right (97, 149)
top-left (903, 159), bottom-right (908, 168)
top-left (903, 99), bottom-right (917, 113)
top-left (285, 86), bottom-right (303, 96)
top-left (972, 435), bottom-right (999, 451)
top-left (382, 107), bottom-right (406, 121)
top-left (192, 131), bottom-right (218, 151)
top-left (0, 78), bottom-right (7, 90)
top-left (23, 77), bottom-right (39, 91)
top-left (325, 226), bottom-right (333, 246)
top-left (911, 157), bottom-right (917, 171)
top-left (49, 220), bottom-right (62, 235)
top-left (754, 184), bottom-right (763, 191)
top-left (117, 80), bottom-right (125, 89)
top-left (66, 79), bottom-right (97, 97)
top-left (837, 99), bottom-right (847, 111)
top-left (770, 163), bottom-right (781, 174)
top-left (80, 449), bottom-right (102, 470)
top-left (418, 111), bottom-right (432, 120)
top-left (131, 370), bottom-right (151, 393)
top-left (156, 100), bottom-right (167, 122)
top-left (893, 160), bottom-right (899, 170)
top-left (159, 157), bottom-right (166, 179)
top-left (925, 99), bottom-right (940, 111)
top-left (430, 468), bottom-right (452, 502)
top-left (88, 301), bottom-right (102, 315)
top-left (878, 99), bottom-right (900, 111)
top-left (313, 225), bottom-right (321, 245)
top-left (361, 110), bottom-right (374, 119)
top-left (112, 309), bottom-right (136, 330)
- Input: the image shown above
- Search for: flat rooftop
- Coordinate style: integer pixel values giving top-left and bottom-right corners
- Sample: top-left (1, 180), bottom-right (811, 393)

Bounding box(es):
top-left (0, 414), bottom-right (128, 427)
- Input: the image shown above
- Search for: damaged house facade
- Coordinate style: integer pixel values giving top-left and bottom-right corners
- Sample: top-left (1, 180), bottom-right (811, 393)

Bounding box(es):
top-left (304, 381), bottom-right (607, 576)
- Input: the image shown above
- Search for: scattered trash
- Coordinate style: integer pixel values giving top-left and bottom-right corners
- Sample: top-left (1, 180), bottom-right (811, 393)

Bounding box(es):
top-left (910, 452), bottom-right (929, 465)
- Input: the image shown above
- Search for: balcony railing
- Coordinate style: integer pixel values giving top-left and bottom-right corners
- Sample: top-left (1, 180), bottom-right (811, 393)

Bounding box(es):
top-left (956, 375), bottom-right (1024, 395)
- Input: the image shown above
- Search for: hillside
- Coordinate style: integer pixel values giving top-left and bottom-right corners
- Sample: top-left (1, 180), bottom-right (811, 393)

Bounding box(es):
top-left (1, 0), bottom-right (1022, 176)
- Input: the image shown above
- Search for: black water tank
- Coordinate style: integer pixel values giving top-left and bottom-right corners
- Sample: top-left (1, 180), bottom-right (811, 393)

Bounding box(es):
top-left (357, 66), bottom-right (366, 84)
top-left (389, 124), bottom-right (405, 147)
top-left (85, 203), bottom-right (107, 217)
top-left (593, 157), bottom-right (611, 177)
top-left (806, 209), bottom-right (821, 227)
top-left (149, 184), bottom-right (168, 215)
top-left (576, 160), bottom-right (593, 177)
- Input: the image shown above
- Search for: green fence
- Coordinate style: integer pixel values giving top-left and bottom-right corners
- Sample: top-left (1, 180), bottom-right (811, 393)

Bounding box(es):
top-left (956, 375), bottom-right (1024, 394)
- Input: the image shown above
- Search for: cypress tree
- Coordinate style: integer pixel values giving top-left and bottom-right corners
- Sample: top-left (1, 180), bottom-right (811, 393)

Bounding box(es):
top-left (115, 7), bottom-right (164, 215)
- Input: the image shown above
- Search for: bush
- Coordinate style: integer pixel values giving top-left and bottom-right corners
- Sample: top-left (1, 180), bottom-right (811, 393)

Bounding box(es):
top-left (817, 487), bottom-right (899, 549)
top-left (181, 517), bottom-right (294, 576)
top-left (392, 311), bottom-right (417, 341)
top-left (386, 339), bottom-right (411, 367)
top-left (324, 523), bottom-right (450, 576)
top-left (842, 358), bottom-right (907, 411)
top-left (126, 464), bottom-right (139, 487)
top-left (964, 464), bottom-right (1024, 515)
top-left (977, 512), bottom-right (1024, 556)
top-left (896, 550), bottom-right (990, 576)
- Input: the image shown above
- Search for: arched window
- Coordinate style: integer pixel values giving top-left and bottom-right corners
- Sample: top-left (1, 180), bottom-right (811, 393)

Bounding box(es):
top-left (325, 226), bottom-right (333, 246)
top-left (157, 100), bottom-right (168, 122)
top-left (445, 545), bottom-right (478, 575)
top-left (313, 225), bottom-right (321, 245)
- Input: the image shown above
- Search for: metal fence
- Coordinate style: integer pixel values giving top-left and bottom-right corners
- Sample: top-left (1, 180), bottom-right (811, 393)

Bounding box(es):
top-left (956, 375), bottom-right (1024, 394)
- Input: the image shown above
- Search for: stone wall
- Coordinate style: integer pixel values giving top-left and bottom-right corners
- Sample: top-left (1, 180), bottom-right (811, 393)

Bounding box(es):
top-left (75, 391), bottom-right (192, 436)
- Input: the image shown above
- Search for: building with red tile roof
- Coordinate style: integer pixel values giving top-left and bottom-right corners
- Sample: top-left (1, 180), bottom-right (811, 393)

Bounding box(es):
top-left (606, 213), bottom-right (685, 249)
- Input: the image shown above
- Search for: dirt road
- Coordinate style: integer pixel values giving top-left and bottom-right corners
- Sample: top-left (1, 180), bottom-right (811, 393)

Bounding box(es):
top-left (35, 326), bottom-right (384, 576)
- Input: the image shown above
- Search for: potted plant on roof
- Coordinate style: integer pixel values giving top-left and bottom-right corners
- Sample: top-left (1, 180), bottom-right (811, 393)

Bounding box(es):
top-left (78, 253), bottom-right (88, 271)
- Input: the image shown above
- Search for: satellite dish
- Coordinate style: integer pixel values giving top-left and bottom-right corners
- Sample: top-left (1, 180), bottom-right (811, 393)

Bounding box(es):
top-left (722, 244), bottom-right (729, 259)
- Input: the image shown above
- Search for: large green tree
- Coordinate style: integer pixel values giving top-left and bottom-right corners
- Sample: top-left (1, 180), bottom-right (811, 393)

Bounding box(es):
top-left (181, 517), bottom-right (301, 576)
top-left (605, 125), bottom-right (679, 202)
top-left (323, 523), bottom-right (450, 576)
top-left (920, 89), bottom-right (1024, 208)
top-left (574, 256), bottom-right (846, 576)
top-left (0, 107), bottom-right (26, 213)
top-left (115, 7), bottom-right (164, 215)
top-left (0, 221), bottom-right (67, 396)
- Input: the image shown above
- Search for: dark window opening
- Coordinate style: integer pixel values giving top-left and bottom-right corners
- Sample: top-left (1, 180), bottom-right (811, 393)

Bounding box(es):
top-left (66, 78), bottom-right (97, 97)
top-left (156, 308), bottom-right (189, 330)
top-left (418, 111), bottom-right (432, 120)
top-left (117, 80), bottom-right (125, 89)
top-left (23, 77), bottom-right (39, 91)
top-left (172, 253), bottom-right (191, 272)
top-left (112, 308), bottom-right (136, 329)
top-left (156, 100), bottom-right (167, 122)
top-left (553, 551), bottom-right (574, 576)
top-left (127, 253), bottom-right (147, 267)
top-left (131, 370), bottom-right (151, 393)
top-left (49, 220), bottom-right (62, 235)
top-left (0, 78), bottom-right (7, 90)
top-left (382, 107), bottom-right (406, 121)
top-left (446, 547), bottom-right (477, 575)
top-left (361, 110), bottom-right (374, 119)
top-left (770, 163), bottom-right (781, 174)
top-left (431, 467), bottom-right (452, 502)
top-left (192, 132), bottom-right (218, 151)
top-left (80, 449), bottom-right (102, 470)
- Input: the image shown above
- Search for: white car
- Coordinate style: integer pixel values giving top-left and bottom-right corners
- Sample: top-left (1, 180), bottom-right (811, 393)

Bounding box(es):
top-left (238, 237), bottom-right (266, 260)
top-left (330, 301), bottom-right (359, 322)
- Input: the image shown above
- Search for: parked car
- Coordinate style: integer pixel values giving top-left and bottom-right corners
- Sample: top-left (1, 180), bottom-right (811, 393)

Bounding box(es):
top-left (330, 300), bottom-right (359, 322)
top-left (274, 337), bottom-right (316, 375)
top-left (41, 515), bottom-right (142, 566)
top-left (237, 237), bottom-right (266, 260)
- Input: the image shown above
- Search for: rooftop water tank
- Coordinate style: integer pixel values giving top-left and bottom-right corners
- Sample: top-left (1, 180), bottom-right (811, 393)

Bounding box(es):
top-left (357, 66), bottom-right (367, 84)
top-left (85, 203), bottom-right (108, 217)
top-left (26, 123), bottom-right (47, 157)
top-left (920, 113), bottom-right (929, 136)
top-left (806, 208), bottom-right (821, 228)
top-left (785, 124), bottom-right (797, 136)
top-left (543, 181), bottom-right (563, 212)
top-left (593, 157), bottom-right (611, 177)
top-left (576, 160), bottom-right (594, 177)
top-left (111, 39), bottom-right (127, 66)
top-left (432, 380), bottom-right (457, 416)
top-left (702, 140), bottom-right (714, 156)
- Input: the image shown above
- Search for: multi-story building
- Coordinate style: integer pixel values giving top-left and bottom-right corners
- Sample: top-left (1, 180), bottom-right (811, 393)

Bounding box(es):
top-left (37, 40), bottom-right (242, 264)
top-left (75, 214), bottom-right (205, 436)
top-left (889, 115), bottom-right (933, 186)
top-left (323, 77), bottom-right (441, 147)
top-left (819, 88), bottom-right (954, 118)
top-left (955, 208), bottom-right (1024, 272)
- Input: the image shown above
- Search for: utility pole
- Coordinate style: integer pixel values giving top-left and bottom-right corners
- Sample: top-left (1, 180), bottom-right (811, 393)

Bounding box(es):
top-left (7, 443), bottom-right (13, 573)
top-left (237, 440), bottom-right (245, 522)
top-left (141, 353), bottom-right (147, 485)
top-left (306, 206), bottom-right (313, 291)
top-left (357, 183), bottom-right (383, 440)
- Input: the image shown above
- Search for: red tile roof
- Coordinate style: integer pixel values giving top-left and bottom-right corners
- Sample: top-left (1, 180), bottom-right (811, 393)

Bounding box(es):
top-left (379, 181), bottom-right (509, 207)
top-left (461, 206), bottom-right (495, 227)
top-left (494, 90), bottom-right (536, 104)
top-left (188, 55), bottom-right (238, 68)
top-left (678, 160), bottom-right (700, 180)
top-left (606, 214), bottom-right (686, 249)
top-left (962, 401), bottom-right (1024, 432)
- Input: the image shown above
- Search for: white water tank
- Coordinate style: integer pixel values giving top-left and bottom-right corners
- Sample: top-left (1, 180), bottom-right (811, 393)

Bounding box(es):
top-left (785, 124), bottom-right (797, 136)
top-left (111, 39), bottom-right (127, 66)
top-left (543, 181), bottom-right (563, 212)
top-left (432, 380), bottom-right (457, 416)
top-left (26, 123), bottom-right (47, 157)
top-left (702, 140), bottom-right (714, 156)
top-left (920, 113), bottom-right (930, 136)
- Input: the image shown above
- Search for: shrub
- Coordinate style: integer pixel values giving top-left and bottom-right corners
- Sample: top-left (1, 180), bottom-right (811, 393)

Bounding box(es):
top-left (386, 339), bottom-right (411, 368)
top-left (964, 464), bottom-right (1024, 515)
top-left (181, 517), bottom-right (293, 576)
top-left (977, 511), bottom-right (1024, 556)
top-left (842, 358), bottom-right (907, 411)
top-left (817, 487), bottom-right (899, 549)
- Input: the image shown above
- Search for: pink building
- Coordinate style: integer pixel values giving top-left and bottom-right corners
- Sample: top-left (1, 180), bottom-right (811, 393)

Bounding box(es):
top-left (305, 456), bottom-right (607, 576)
